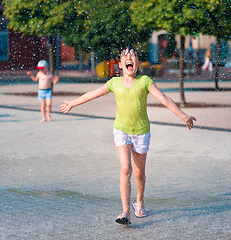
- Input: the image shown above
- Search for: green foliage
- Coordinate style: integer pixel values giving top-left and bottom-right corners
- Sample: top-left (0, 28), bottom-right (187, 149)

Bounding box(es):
top-left (62, 0), bottom-right (151, 60)
top-left (194, 0), bottom-right (231, 40)
top-left (131, 0), bottom-right (201, 36)
top-left (131, 0), bottom-right (231, 40)
top-left (3, 0), bottom-right (85, 37)
top-left (3, 0), bottom-right (151, 61)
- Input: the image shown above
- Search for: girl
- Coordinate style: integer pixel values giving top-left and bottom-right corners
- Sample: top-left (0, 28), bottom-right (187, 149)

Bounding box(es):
top-left (59, 47), bottom-right (196, 225)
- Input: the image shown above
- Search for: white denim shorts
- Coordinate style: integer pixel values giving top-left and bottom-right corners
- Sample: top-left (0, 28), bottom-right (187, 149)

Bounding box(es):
top-left (113, 129), bottom-right (151, 154)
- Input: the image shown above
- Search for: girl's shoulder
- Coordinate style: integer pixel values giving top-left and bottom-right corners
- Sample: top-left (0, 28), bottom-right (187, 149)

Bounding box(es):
top-left (111, 76), bottom-right (122, 81)
top-left (137, 75), bottom-right (154, 90)
top-left (137, 75), bottom-right (154, 83)
top-left (106, 76), bottom-right (122, 91)
top-left (107, 76), bottom-right (122, 85)
top-left (137, 75), bottom-right (152, 80)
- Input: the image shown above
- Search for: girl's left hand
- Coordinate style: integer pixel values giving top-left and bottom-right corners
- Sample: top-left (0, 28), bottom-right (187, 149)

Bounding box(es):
top-left (185, 116), bottom-right (197, 130)
top-left (59, 101), bottom-right (72, 113)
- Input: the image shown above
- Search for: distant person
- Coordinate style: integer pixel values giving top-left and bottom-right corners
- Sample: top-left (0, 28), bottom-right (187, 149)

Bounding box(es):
top-left (59, 47), bottom-right (196, 225)
top-left (27, 60), bottom-right (59, 122)
top-left (202, 48), bottom-right (213, 72)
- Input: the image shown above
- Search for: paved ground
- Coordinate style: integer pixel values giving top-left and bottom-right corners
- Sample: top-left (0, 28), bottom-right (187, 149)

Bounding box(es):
top-left (0, 71), bottom-right (231, 239)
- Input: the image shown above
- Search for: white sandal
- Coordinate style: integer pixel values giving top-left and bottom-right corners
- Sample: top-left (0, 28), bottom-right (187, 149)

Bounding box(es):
top-left (132, 203), bottom-right (147, 218)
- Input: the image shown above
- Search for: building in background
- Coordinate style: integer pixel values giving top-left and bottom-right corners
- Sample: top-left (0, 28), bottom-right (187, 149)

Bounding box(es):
top-left (150, 30), bottom-right (231, 66)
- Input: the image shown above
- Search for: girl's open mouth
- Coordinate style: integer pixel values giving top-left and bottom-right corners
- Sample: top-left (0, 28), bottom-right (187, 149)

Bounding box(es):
top-left (126, 63), bottom-right (134, 71)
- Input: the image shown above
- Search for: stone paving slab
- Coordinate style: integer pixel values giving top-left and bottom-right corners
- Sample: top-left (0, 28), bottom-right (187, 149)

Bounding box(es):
top-left (0, 100), bottom-right (231, 239)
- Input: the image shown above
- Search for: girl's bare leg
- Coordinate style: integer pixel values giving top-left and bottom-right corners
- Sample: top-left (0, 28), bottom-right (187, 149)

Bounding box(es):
top-left (40, 100), bottom-right (46, 122)
top-left (132, 150), bottom-right (147, 216)
top-left (46, 98), bottom-right (52, 121)
top-left (117, 144), bottom-right (133, 221)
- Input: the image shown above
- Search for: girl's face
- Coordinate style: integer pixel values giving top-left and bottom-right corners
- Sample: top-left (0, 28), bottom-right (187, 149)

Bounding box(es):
top-left (119, 48), bottom-right (140, 77)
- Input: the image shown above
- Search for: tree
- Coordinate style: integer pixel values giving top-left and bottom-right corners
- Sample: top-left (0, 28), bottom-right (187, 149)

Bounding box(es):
top-left (3, 0), bottom-right (86, 73)
top-left (190, 0), bottom-right (231, 89)
top-left (131, 0), bottom-right (231, 105)
top-left (62, 0), bottom-right (151, 63)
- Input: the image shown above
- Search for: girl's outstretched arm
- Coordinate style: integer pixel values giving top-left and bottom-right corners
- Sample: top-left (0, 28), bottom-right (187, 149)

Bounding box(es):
top-left (149, 83), bottom-right (196, 130)
top-left (59, 83), bottom-right (110, 114)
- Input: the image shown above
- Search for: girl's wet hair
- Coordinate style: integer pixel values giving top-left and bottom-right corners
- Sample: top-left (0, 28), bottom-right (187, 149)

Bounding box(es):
top-left (120, 47), bottom-right (139, 58)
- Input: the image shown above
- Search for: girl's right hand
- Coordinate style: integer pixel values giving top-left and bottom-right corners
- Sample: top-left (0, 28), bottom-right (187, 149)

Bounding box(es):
top-left (59, 101), bottom-right (72, 113)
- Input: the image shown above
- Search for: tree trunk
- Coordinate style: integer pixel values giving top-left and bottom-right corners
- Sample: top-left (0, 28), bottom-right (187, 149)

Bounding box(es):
top-left (214, 38), bottom-right (221, 89)
top-left (48, 35), bottom-right (54, 75)
top-left (179, 35), bottom-right (186, 107)
top-left (56, 34), bottom-right (60, 76)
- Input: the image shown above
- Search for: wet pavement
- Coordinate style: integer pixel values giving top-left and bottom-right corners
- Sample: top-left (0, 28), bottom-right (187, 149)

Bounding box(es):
top-left (0, 71), bottom-right (231, 239)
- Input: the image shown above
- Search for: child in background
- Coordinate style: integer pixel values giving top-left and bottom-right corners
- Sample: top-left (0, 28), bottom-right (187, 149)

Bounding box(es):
top-left (59, 47), bottom-right (196, 225)
top-left (202, 48), bottom-right (213, 72)
top-left (27, 60), bottom-right (59, 122)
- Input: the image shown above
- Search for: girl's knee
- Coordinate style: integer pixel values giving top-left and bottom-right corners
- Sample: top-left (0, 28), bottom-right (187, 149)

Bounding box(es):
top-left (134, 170), bottom-right (146, 181)
top-left (121, 165), bottom-right (132, 176)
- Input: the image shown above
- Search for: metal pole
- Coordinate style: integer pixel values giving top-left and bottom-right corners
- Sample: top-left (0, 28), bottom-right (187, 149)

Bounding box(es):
top-left (91, 51), bottom-right (94, 73)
